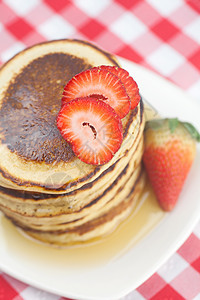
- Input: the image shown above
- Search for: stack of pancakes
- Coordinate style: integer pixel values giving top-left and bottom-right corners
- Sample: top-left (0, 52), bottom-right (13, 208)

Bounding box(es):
top-left (0, 39), bottom-right (145, 246)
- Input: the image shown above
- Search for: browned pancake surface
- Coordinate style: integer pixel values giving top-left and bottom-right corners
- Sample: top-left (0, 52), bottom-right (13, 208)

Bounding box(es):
top-left (0, 53), bottom-right (93, 164)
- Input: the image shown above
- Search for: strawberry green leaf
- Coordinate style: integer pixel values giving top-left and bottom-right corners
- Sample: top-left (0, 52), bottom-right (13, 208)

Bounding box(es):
top-left (145, 119), bottom-right (164, 130)
top-left (145, 117), bottom-right (200, 143)
top-left (182, 122), bottom-right (200, 142)
top-left (168, 118), bottom-right (179, 133)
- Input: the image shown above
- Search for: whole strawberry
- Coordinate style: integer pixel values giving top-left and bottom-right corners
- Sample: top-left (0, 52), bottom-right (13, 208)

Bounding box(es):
top-left (143, 118), bottom-right (200, 211)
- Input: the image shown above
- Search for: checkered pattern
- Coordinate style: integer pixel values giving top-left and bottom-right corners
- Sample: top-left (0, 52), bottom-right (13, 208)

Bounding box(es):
top-left (0, 0), bottom-right (199, 299)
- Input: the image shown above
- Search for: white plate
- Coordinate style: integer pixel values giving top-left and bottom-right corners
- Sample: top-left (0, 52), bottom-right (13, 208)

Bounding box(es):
top-left (0, 57), bottom-right (200, 300)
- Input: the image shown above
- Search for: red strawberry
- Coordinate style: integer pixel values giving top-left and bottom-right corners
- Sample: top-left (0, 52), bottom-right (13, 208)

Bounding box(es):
top-left (143, 118), bottom-right (200, 211)
top-left (96, 65), bottom-right (140, 110)
top-left (57, 97), bottom-right (123, 165)
top-left (62, 68), bottom-right (130, 119)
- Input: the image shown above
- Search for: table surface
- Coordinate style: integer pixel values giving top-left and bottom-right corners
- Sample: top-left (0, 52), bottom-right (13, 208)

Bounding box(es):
top-left (0, 0), bottom-right (200, 299)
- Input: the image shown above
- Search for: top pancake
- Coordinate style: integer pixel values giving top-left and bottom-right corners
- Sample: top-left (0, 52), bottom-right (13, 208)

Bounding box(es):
top-left (0, 39), bottom-right (143, 193)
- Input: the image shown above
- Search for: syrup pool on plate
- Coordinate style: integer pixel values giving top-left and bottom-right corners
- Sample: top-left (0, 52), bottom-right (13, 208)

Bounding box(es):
top-left (0, 102), bottom-right (165, 268)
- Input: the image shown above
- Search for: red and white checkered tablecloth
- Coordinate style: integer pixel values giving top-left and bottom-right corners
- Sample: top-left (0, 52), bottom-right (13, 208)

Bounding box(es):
top-left (0, 0), bottom-right (200, 299)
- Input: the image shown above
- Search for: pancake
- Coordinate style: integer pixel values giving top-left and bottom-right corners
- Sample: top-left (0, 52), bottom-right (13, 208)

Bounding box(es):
top-left (0, 168), bottom-right (145, 246)
top-left (0, 39), bottom-right (145, 245)
top-left (0, 134), bottom-right (145, 244)
top-left (0, 39), bottom-right (143, 194)
top-left (0, 135), bottom-right (144, 218)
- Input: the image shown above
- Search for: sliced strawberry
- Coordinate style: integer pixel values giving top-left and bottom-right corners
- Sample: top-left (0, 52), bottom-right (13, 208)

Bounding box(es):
top-left (96, 65), bottom-right (140, 110)
top-left (57, 97), bottom-right (123, 165)
top-left (62, 68), bottom-right (130, 119)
